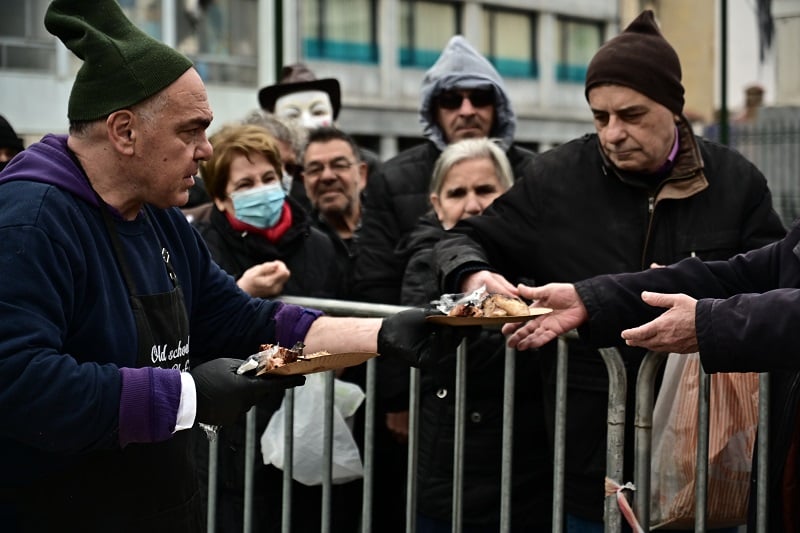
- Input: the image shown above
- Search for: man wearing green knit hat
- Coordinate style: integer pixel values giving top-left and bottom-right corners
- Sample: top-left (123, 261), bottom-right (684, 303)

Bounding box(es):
top-left (0, 1), bottom-right (458, 531)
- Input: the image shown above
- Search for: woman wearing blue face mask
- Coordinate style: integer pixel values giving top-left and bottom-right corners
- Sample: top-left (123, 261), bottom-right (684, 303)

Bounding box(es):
top-left (188, 123), bottom-right (341, 300)
top-left (186, 124), bottom-right (355, 533)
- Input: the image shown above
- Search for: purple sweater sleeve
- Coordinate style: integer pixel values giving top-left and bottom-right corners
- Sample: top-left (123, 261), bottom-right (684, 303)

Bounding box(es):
top-left (272, 303), bottom-right (324, 347)
top-left (118, 367), bottom-right (182, 447)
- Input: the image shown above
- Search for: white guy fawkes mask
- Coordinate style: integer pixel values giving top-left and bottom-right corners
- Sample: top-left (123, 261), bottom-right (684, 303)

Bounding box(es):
top-left (273, 90), bottom-right (334, 130)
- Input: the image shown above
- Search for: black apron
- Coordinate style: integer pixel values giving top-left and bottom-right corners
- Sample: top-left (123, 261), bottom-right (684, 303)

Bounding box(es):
top-left (14, 207), bottom-right (202, 533)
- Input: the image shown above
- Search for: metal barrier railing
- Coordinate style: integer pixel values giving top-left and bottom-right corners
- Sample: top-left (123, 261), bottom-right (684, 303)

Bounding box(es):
top-left (203, 296), bottom-right (770, 533)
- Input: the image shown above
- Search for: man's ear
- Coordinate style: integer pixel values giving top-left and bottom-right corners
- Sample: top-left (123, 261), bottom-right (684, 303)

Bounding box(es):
top-left (357, 161), bottom-right (368, 192)
top-left (106, 110), bottom-right (137, 155)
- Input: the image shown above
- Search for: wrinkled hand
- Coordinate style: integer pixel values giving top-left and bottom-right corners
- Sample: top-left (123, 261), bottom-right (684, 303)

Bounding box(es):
top-left (190, 358), bottom-right (305, 426)
top-left (621, 292), bottom-right (698, 353)
top-left (461, 270), bottom-right (518, 296)
top-left (377, 308), bottom-right (477, 368)
top-left (502, 283), bottom-right (588, 350)
top-left (237, 260), bottom-right (291, 298)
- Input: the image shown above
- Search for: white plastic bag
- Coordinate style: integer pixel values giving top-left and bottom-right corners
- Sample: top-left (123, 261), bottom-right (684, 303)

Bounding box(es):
top-left (261, 372), bottom-right (365, 486)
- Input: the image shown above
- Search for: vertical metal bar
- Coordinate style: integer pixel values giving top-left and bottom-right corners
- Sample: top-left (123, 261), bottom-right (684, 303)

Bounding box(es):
top-left (321, 371), bottom-right (335, 533)
top-left (207, 434), bottom-right (218, 533)
top-left (600, 347), bottom-right (627, 533)
top-left (405, 367), bottom-right (420, 533)
top-left (361, 357), bottom-right (377, 533)
top-left (451, 339), bottom-right (467, 533)
top-left (633, 351), bottom-right (668, 530)
top-left (694, 367), bottom-right (711, 532)
top-left (499, 340), bottom-right (516, 533)
top-left (551, 337), bottom-right (569, 533)
top-left (720, 0), bottom-right (729, 146)
top-left (243, 407), bottom-right (256, 533)
top-left (756, 373), bottom-right (770, 533)
top-left (282, 389), bottom-right (295, 533)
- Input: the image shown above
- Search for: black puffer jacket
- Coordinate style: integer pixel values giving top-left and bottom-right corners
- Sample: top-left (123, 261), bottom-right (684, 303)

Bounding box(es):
top-left (434, 119), bottom-right (787, 521)
top-left (400, 212), bottom-right (552, 528)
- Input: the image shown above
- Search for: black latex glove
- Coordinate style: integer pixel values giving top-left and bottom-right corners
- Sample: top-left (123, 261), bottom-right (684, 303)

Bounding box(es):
top-left (377, 308), bottom-right (479, 368)
top-left (190, 357), bottom-right (305, 426)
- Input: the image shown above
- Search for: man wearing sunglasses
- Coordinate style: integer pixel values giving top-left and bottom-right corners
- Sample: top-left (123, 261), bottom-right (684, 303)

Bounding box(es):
top-left (352, 34), bottom-right (542, 532)
top-left (354, 34), bottom-right (535, 307)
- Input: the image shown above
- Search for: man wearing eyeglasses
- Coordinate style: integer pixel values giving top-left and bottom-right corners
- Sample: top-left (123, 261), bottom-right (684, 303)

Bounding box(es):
top-left (301, 126), bottom-right (368, 299)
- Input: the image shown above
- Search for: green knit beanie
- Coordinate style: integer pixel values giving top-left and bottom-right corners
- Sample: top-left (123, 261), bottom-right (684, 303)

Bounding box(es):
top-left (44, 0), bottom-right (194, 121)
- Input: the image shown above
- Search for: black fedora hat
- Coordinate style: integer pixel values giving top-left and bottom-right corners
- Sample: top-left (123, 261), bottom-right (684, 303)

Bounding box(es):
top-left (258, 63), bottom-right (341, 119)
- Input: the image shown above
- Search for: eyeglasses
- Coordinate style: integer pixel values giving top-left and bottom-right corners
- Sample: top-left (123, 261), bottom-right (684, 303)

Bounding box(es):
top-left (436, 89), bottom-right (495, 110)
top-left (302, 158), bottom-right (357, 180)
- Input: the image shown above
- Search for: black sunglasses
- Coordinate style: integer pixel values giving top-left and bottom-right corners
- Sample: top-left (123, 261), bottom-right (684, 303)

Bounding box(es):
top-left (436, 89), bottom-right (495, 110)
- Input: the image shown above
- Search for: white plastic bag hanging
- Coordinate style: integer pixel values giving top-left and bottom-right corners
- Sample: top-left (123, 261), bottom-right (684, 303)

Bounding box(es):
top-left (261, 372), bottom-right (365, 486)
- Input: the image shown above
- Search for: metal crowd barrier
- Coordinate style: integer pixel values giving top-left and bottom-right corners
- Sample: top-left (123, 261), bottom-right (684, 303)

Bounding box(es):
top-left (203, 296), bottom-right (770, 533)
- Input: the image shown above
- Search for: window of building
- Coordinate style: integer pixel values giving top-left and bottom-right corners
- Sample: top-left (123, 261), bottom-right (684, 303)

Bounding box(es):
top-left (0, 0), bottom-right (55, 72)
top-left (399, 1), bottom-right (461, 68)
top-left (303, 0), bottom-right (379, 64)
top-left (176, 0), bottom-right (259, 85)
top-left (482, 7), bottom-right (537, 78)
top-left (556, 16), bottom-right (602, 83)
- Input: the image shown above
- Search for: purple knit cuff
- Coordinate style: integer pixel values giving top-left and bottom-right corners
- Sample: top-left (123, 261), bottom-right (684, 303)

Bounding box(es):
top-left (273, 303), bottom-right (324, 347)
top-left (118, 367), bottom-right (182, 447)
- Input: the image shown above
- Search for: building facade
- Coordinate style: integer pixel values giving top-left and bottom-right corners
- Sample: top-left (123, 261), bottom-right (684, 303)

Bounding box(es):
top-left (1, 0), bottom-right (617, 157)
top-left (3, 0), bottom-right (795, 158)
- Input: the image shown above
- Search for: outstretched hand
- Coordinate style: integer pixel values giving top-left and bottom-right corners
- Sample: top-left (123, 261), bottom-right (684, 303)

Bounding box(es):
top-left (501, 283), bottom-right (588, 350)
top-left (621, 292), bottom-right (698, 353)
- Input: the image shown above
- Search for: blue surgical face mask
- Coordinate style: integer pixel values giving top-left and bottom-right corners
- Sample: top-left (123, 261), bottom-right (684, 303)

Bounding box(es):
top-left (231, 183), bottom-right (286, 228)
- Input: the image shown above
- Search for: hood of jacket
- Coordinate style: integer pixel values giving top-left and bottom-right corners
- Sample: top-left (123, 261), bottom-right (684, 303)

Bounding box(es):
top-left (419, 35), bottom-right (516, 151)
top-left (0, 134), bottom-right (99, 206)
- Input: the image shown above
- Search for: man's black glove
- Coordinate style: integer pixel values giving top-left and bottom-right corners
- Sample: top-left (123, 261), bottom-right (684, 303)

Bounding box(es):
top-left (190, 358), bottom-right (305, 426)
top-left (377, 308), bottom-right (478, 368)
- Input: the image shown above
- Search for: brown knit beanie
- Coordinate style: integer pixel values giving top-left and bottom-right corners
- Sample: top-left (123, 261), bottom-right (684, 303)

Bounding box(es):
top-left (585, 10), bottom-right (684, 115)
top-left (44, 0), bottom-right (193, 121)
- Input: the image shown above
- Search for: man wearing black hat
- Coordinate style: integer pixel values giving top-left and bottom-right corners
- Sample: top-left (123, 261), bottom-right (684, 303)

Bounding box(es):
top-left (0, 0), bottom-right (459, 531)
top-left (0, 115), bottom-right (24, 172)
top-left (429, 11), bottom-right (786, 531)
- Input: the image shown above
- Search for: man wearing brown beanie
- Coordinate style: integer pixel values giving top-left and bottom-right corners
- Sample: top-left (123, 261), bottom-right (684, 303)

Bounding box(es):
top-left (431, 10), bottom-right (785, 532)
top-left (0, 0), bottom-right (461, 531)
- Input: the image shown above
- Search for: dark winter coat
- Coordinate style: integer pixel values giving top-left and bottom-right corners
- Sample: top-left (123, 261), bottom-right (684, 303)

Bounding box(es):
top-left (310, 209), bottom-right (359, 299)
top-left (433, 117), bottom-right (787, 520)
top-left (574, 221), bottom-right (800, 532)
top-left (400, 212), bottom-right (552, 528)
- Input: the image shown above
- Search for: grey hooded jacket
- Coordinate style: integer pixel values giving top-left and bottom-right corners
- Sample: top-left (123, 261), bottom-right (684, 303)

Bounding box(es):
top-left (354, 35), bottom-right (535, 305)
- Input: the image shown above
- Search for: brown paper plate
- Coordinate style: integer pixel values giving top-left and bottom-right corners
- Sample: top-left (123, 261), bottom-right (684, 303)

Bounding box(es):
top-left (260, 352), bottom-right (379, 376)
top-left (425, 307), bottom-right (552, 326)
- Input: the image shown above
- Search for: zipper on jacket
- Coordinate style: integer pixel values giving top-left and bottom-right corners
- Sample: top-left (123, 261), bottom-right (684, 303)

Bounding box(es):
top-left (640, 195), bottom-right (657, 269)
